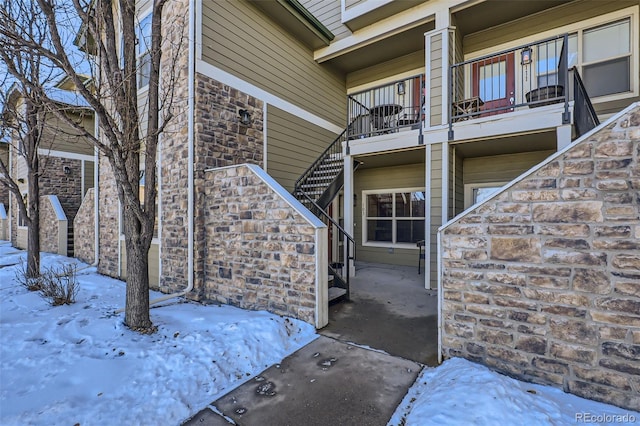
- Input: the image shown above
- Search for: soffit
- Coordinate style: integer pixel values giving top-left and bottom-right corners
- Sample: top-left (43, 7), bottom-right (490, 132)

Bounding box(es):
top-left (344, 0), bottom-right (425, 32)
top-left (453, 0), bottom-right (573, 37)
top-left (355, 147), bottom-right (425, 170)
top-left (321, 22), bottom-right (433, 74)
top-left (452, 131), bottom-right (557, 158)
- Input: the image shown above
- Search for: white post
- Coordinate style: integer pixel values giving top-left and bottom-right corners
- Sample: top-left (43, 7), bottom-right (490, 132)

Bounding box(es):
top-left (556, 124), bottom-right (572, 151)
top-left (424, 144), bottom-right (432, 290)
top-left (343, 154), bottom-right (355, 277)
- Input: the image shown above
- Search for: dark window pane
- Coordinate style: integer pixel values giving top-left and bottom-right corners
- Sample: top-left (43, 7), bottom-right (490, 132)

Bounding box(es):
top-left (397, 220), bottom-right (425, 243)
top-left (411, 191), bottom-right (426, 217)
top-left (395, 193), bottom-right (411, 217)
top-left (367, 220), bottom-right (392, 242)
top-left (367, 193), bottom-right (392, 217)
top-left (583, 57), bottom-right (630, 97)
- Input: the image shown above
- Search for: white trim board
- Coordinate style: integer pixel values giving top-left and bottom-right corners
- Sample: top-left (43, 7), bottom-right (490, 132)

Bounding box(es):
top-left (196, 60), bottom-right (342, 134)
top-left (36, 149), bottom-right (95, 162)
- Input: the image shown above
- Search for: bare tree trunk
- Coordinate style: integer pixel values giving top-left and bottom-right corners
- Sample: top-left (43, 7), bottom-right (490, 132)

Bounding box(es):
top-left (123, 212), bottom-right (152, 330)
top-left (26, 167), bottom-right (40, 279)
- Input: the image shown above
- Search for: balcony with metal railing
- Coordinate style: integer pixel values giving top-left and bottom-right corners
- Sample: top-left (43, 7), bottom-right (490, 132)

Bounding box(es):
top-left (347, 74), bottom-right (425, 140)
top-left (448, 34), bottom-right (572, 140)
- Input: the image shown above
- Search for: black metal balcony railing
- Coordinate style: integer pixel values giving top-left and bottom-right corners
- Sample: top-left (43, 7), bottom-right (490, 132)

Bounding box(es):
top-left (347, 74), bottom-right (425, 139)
top-left (449, 34), bottom-right (570, 137)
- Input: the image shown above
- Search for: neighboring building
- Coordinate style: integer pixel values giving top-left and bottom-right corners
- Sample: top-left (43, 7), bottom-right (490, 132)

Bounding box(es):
top-left (4, 84), bottom-right (95, 256)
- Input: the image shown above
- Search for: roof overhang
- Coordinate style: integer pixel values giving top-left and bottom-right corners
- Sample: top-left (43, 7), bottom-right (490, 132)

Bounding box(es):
top-left (249, 0), bottom-right (334, 50)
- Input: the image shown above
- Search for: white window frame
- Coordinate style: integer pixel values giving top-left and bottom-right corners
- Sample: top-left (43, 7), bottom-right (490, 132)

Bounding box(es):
top-left (362, 187), bottom-right (426, 249)
top-left (465, 6), bottom-right (639, 105)
top-left (464, 181), bottom-right (508, 209)
top-left (135, 10), bottom-right (153, 91)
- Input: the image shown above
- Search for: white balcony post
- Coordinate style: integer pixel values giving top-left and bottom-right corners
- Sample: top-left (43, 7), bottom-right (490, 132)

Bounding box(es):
top-left (343, 153), bottom-right (355, 278)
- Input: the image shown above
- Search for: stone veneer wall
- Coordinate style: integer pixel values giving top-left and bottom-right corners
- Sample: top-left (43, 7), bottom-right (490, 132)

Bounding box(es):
top-left (39, 195), bottom-right (66, 255)
top-left (97, 155), bottom-right (119, 278)
top-left (74, 188), bottom-right (95, 264)
top-left (440, 105), bottom-right (640, 410)
top-left (39, 156), bottom-right (83, 222)
top-left (202, 164), bottom-right (325, 326)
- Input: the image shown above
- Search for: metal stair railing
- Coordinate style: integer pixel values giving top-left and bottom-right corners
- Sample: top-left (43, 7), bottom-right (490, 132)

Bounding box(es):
top-left (297, 190), bottom-right (354, 300)
top-left (571, 66), bottom-right (600, 139)
top-left (294, 128), bottom-right (348, 204)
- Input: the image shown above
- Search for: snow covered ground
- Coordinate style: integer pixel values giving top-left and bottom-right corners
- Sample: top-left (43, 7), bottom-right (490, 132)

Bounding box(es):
top-left (0, 242), bottom-right (316, 425)
top-left (389, 358), bottom-right (638, 425)
top-left (1, 241), bottom-right (638, 425)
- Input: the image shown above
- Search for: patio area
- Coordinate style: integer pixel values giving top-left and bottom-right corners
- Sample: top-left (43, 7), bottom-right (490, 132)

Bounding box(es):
top-left (320, 261), bottom-right (438, 366)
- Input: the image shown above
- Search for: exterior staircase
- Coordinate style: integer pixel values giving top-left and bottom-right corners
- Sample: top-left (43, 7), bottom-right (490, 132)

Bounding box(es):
top-left (67, 224), bottom-right (74, 257)
top-left (293, 128), bottom-right (360, 303)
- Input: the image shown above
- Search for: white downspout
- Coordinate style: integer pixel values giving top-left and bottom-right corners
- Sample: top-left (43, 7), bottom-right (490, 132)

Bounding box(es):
top-left (92, 122), bottom-right (99, 266)
top-left (149, 0), bottom-right (195, 305)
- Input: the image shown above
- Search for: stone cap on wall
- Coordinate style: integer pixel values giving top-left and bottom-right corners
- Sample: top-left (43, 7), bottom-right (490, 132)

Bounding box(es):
top-left (46, 195), bottom-right (68, 221)
top-left (438, 101), bottom-right (640, 234)
top-left (205, 163), bottom-right (327, 229)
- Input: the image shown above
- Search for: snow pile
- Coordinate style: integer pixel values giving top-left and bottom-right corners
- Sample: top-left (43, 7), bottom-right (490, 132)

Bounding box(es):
top-left (389, 357), bottom-right (638, 426)
top-left (0, 241), bottom-right (316, 425)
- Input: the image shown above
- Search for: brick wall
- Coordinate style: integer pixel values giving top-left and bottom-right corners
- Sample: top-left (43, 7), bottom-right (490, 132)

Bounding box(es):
top-left (201, 164), bottom-right (326, 326)
top-left (74, 187), bottom-right (95, 264)
top-left (440, 105), bottom-right (640, 410)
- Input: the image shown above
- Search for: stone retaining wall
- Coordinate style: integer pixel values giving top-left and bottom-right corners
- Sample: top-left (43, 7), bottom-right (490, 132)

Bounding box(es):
top-left (440, 104), bottom-right (640, 410)
top-left (201, 164), bottom-right (327, 327)
top-left (74, 188), bottom-right (95, 264)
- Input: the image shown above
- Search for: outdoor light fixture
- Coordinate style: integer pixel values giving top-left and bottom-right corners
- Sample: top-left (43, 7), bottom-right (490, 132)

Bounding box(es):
top-left (238, 109), bottom-right (251, 126)
top-left (397, 81), bottom-right (406, 95)
top-left (521, 47), bottom-right (532, 65)
top-left (63, 166), bottom-right (71, 175)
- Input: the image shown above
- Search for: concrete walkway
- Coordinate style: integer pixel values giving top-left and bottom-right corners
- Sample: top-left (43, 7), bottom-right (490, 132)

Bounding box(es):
top-left (183, 336), bottom-right (421, 426)
top-left (323, 262), bottom-right (438, 366)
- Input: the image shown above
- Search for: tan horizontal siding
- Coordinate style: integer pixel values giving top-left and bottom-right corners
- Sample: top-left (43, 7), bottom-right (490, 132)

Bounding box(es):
top-left (354, 162), bottom-right (425, 267)
top-left (429, 33), bottom-right (443, 126)
top-left (429, 144), bottom-right (442, 285)
top-left (201, 0), bottom-right (346, 126)
top-left (464, 0), bottom-right (638, 54)
top-left (302, 0), bottom-right (351, 41)
top-left (42, 114), bottom-right (94, 156)
top-left (84, 160), bottom-right (95, 195)
top-left (266, 105), bottom-right (339, 192)
top-left (463, 150), bottom-right (554, 184)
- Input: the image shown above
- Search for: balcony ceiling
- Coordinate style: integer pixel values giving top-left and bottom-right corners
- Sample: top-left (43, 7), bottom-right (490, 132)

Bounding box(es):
top-left (320, 22), bottom-right (433, 74)
top-left (453, 0), bottom-right (572, 37)
top-left (344, 0), bottom-right (425, 32)
top-left (453, 131), bottom-right (557, 158)
top-left (355, 147), bottom-right (425, 170)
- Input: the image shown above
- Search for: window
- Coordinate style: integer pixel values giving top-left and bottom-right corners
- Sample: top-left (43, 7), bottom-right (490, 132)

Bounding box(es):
top-left (464, 182), bottom-right (506, 209)
top-left (479, 61), bottom-right (507, 102)
top-left (363, 189), bottom-right (425, 246)
top-left (581, 19), bottom-right (631, 97)
top-left (536, 36), bottom-right (577, 87)
top-left (18, 193), bottom-right (27, 227)
top-left (136, 13), bottom-right (152, 89)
